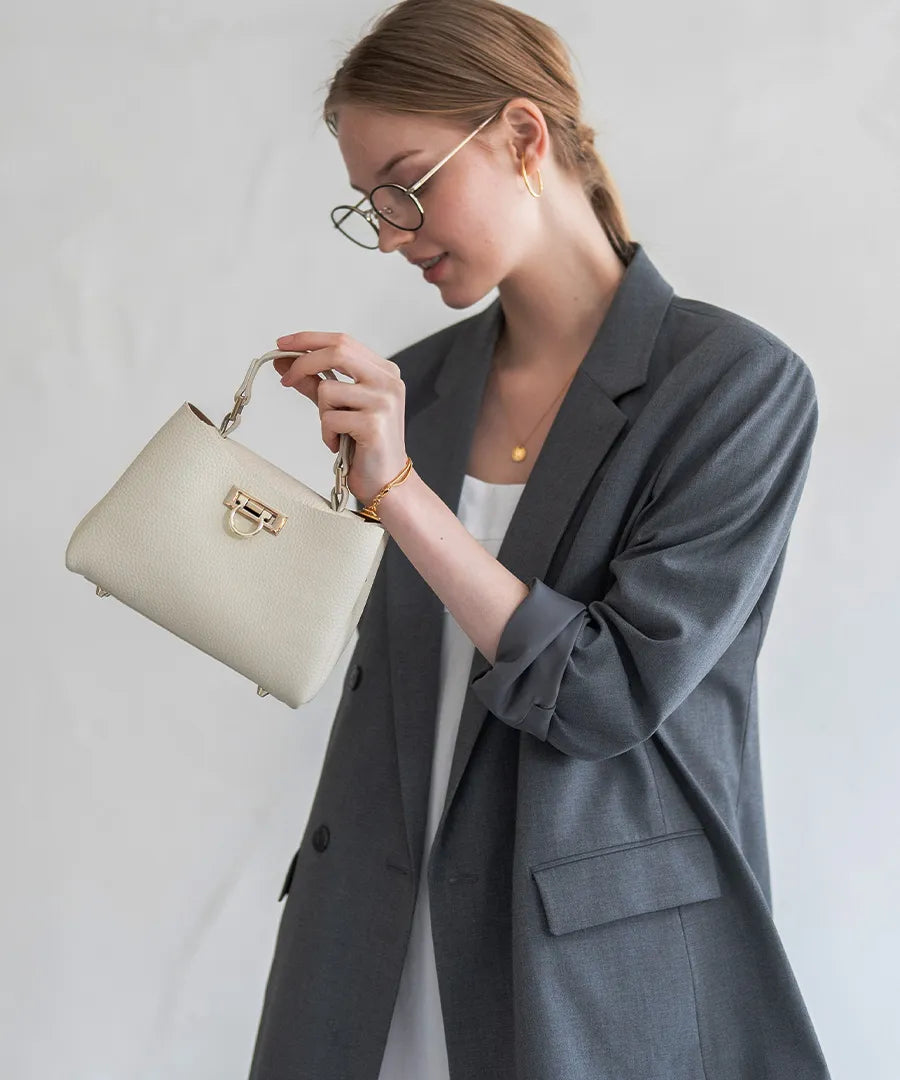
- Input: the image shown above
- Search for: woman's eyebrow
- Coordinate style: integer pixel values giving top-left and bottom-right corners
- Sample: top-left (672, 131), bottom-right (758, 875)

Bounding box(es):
top-left (349, 149), bottom-right (423, 193)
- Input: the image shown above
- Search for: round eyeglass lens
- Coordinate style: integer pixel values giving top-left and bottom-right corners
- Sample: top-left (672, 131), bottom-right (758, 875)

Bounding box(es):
top-left (331, 205), bottom-right (380, 248)
top-left (370, 185), bottom-right (423, 231)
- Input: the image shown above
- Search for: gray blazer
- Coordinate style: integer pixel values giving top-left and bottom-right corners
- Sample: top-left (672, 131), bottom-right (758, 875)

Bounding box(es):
top-left (247, 242), bottom-right (832, 1079)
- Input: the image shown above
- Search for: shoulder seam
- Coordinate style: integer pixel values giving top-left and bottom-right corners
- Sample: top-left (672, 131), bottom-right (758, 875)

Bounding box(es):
top-left (669, 298), bottom-right (795, 356)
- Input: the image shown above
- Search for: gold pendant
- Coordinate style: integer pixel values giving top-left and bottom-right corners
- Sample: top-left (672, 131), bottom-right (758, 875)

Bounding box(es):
top-left (512, 445), bottom-right (527, 462)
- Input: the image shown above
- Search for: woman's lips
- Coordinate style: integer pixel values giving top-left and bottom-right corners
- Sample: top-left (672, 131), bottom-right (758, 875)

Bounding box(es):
top-left (423, 253), bottom-right (449, 280)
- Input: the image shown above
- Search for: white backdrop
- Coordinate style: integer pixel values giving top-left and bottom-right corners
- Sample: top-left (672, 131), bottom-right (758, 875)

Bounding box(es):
top-left (3, 1), bottom-right (898, 1077)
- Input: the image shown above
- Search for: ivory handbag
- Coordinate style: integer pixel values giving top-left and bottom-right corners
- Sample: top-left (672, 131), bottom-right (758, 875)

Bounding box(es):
top-left (64, 349), bottom-right (389, 708)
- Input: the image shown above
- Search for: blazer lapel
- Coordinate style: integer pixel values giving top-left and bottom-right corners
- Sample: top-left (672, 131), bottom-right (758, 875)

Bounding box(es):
top-left (385, 242), bottom-right (675, 876)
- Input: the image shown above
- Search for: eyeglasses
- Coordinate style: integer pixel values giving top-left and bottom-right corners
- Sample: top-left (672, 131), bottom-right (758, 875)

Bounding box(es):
top-left (330, 108), bottom-right (503, 249)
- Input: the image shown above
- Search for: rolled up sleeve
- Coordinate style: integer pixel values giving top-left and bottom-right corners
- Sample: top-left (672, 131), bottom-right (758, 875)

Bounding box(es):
top-left (470, 578), bottom-right (588, 741)
top-left (470, 342), bottom-right (818, 760)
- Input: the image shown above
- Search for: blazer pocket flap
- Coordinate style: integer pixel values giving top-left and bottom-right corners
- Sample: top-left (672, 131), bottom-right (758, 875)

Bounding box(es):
top-left (532, 829), bottom-right (722, 936)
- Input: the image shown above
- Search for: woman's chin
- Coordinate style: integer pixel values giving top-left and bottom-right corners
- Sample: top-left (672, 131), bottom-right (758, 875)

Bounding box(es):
top-left (429, 269), bottom-right (494, 310)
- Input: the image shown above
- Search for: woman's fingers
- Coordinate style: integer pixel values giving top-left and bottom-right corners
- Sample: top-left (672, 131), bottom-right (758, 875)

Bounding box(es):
top-left (274, 331), bottom-right (400, 385)
top-left (270, 358), bottom-right (324, 401)
top-left (272, 352), bottom-right (323, 401)
top-left (270, 331), bottom-right (409, 505)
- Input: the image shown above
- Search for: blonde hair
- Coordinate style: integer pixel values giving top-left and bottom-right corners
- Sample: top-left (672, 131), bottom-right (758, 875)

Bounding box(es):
top-left (320, 0), bottom-right (634, 263)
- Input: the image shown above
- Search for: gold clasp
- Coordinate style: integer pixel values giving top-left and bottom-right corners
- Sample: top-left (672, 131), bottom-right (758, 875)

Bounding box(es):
top-left (224, 486), bottom-right (286, 538)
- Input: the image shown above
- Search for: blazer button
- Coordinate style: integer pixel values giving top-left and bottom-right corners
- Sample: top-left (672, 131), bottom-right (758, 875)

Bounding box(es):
top-left (311, 824), bottom-right (330, 852)
top-left (347, 663), bottom-right (362, 690)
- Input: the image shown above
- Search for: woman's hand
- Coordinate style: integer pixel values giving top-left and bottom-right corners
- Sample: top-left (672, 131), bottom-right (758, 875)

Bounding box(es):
top-left (272, 330), bottom-right (409, 507)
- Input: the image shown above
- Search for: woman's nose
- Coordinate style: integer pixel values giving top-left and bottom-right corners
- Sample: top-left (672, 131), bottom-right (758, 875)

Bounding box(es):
top-left (378, 222), bottom-right (417, 255)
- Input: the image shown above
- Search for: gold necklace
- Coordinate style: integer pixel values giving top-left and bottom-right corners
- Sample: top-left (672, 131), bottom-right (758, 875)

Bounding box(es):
top-left (489, 362), bottom-right (579, 462)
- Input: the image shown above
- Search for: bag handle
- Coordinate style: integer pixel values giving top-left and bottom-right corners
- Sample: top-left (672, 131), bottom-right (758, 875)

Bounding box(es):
top-left (217, 349), bottom-right (356, 513)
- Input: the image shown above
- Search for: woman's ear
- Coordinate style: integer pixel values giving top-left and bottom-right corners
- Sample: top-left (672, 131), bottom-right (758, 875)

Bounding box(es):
top-left (503, 99), bottom-right (550, 173)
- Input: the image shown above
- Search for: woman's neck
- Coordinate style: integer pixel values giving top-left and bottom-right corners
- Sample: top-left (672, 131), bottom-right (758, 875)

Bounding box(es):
top-left (493, 221), bottom-right (628, 381)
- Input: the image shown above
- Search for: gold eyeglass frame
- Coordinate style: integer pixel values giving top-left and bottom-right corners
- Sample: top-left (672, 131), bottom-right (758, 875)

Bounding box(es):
top-left (330, 107), bottom-right (504, 248)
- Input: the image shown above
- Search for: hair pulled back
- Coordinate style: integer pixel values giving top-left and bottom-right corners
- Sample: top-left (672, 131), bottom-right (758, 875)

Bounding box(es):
top-left (320, 0), bottom-right (634, 263)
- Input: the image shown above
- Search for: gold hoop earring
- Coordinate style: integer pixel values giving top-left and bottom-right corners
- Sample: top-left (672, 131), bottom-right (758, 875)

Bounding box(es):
top-left (520, 155), bottom-right (543, 198)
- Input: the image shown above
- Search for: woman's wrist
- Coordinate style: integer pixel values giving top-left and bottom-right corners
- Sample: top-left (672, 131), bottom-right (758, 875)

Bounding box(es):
top-left (367, 463), bottom-right (426, 529)
top-left (357, 455), bottom-right (415, 522)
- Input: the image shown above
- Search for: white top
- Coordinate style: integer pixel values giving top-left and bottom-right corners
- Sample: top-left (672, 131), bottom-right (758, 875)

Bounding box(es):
top-left (377, 472), bottom-right (527, 1080)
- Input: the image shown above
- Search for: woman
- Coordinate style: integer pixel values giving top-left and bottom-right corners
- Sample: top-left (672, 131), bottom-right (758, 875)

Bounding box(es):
top-left (249, 1), bottom-right (832, 1078)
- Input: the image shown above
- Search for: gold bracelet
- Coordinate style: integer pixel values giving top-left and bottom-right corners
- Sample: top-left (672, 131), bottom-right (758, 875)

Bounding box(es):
top-left (357, 456), bottom-right (414, 522)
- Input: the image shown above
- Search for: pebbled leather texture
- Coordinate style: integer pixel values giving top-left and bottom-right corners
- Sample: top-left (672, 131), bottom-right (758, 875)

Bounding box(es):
top-left (64, 400), bottom-right (388, 707)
